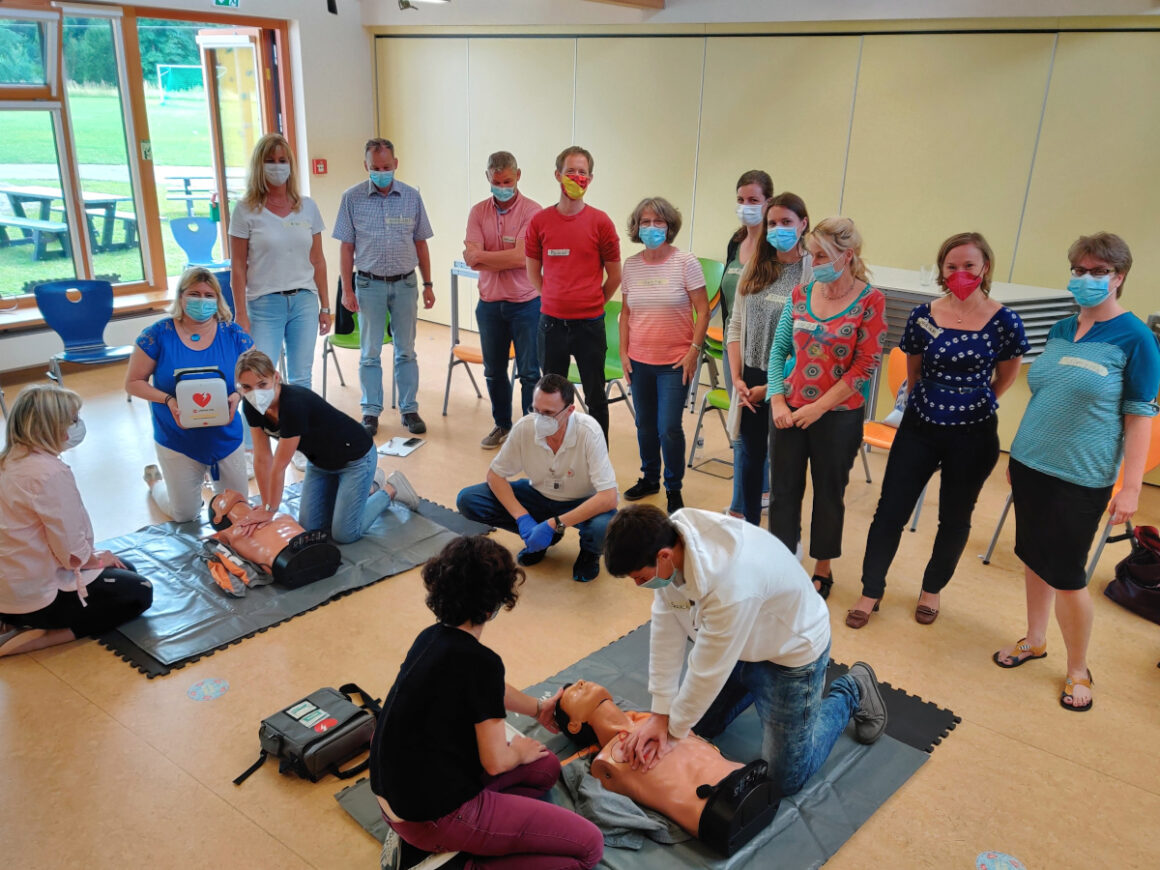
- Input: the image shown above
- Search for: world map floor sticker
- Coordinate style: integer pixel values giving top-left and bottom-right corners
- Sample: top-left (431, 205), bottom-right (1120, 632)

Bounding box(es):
top-left (977, 851), bottom-right (1027, 870)
top-left (187, 678), bottom-right (230, 701)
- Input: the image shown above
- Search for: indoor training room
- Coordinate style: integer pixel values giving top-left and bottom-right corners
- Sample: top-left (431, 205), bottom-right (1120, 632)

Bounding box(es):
top-left (1, 1), bottom-right (1158, 868)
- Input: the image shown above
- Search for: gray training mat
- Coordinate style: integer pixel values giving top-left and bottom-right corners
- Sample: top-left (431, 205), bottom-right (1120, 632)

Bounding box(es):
top-left (338, 624), bottom-right (947, 870)
top-left (97, 484), bottom-right (489, 676)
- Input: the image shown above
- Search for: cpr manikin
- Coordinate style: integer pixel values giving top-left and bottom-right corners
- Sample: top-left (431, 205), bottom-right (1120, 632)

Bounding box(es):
top-left (209, 490), bottom-right (341, 588)
top-left (555, 679), bottom-right (777, 856)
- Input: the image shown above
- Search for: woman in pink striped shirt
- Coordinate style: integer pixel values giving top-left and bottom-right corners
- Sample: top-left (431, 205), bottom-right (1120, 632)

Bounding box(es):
top-left (0, 385), bottom-right (153, 657)
top-left (619, 197), bottom-right (709, 514)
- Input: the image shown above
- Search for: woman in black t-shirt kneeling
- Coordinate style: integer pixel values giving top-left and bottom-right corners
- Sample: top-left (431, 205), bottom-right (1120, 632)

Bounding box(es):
top-left (369, 536), bottom-right (603, 869)
top-left (234, 350), bottom-right (420, 544)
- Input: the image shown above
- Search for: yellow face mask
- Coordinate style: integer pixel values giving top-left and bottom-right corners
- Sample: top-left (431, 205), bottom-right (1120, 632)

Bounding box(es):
top-left (560, 172), bottom-right (589, 200)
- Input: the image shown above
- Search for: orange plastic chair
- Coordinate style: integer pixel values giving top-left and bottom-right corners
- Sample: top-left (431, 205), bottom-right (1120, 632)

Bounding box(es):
top-left (860, 347), bottom-right (926, 531)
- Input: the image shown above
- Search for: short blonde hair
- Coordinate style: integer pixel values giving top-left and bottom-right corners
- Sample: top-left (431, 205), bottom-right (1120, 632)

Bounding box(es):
top-left (168, 267), bottom-right (232, 322)
top-left (241, 133), bottom-right (301, 212)
top-left (626, 197), bottom-right (682, 244)
top-left (555, 146), bottom-right (594, 175)
top-left (235, 348), bottom-right (278, 381)
top-left (0, 384), bottom-right (81, 467)
top-left (808, 217), bottom-right (871, 285)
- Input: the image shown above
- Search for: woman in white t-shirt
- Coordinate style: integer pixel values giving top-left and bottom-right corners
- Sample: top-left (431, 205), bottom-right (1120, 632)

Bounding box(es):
top-left (229, 133), bottom-right (332, 393)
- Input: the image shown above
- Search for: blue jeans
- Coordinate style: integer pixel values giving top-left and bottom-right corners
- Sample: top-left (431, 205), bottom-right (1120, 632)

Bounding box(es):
top-left (693, 642), bottom-right (860, 796)
top-left (729, 365), bottom-right (771, 523)
top-left (355, 272), bottom-right (419, 416)
top-left (456, 479), bottom-right (615, 556)
top-left (476, 297), bottom-right (542, 430)
top-left (629, 359), bottom-right (687, 492)
top-left (298, 445), bottom-right (392, 544)
top-left (248, 289), bottom-right (319, 390)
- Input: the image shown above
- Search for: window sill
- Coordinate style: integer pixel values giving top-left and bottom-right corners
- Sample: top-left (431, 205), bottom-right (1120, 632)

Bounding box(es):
top-left (0, 289), bottom-right (171, 335)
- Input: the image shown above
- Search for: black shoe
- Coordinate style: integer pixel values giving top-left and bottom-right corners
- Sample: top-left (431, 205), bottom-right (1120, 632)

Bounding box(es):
top-left (361, 414), bottom-right (379, 436)
top-left (666, 489), bottom-right (684, 514)
top-left (812, 573), bottom-right (834, 600)
top-left (572, 550), bottom-right (601, 583)
top-left (846, 661), bottom-right (888, 744)
top-left (402, 412), bottom-right (426, 435)
top-left (624, 478), bottom-right (660, 501)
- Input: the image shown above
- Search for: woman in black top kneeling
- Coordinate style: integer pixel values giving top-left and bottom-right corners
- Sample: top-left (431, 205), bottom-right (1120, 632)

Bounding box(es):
top-left (234, 349), bottom-right (420, 544)
top-left (369, 536), bottom-right (603, 870)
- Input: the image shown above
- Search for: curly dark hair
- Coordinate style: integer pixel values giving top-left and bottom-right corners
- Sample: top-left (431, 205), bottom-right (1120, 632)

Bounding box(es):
top-left (423, 536), bottom-right (524, 626)
top-left (602, 504), bottom-right (680, 577)
top-left (553, 683), bottom-right (599, 747)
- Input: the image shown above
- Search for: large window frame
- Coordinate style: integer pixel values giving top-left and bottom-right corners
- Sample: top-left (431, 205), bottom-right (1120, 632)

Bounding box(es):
top-left (0, 0), bottom-right (295, 318)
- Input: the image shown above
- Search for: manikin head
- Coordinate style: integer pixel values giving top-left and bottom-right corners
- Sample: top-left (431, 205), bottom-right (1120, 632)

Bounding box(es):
top-left (554, 679), bottom-right (621, 746)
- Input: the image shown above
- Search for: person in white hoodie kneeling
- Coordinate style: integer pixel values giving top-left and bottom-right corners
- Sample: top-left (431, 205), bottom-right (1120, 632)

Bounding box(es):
top-left (602, 504), bottom-right (887, 796)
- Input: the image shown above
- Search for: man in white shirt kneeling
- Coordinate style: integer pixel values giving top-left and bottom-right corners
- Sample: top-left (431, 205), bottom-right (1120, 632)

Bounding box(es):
top-left (456, 374), bottom-right (618, 582)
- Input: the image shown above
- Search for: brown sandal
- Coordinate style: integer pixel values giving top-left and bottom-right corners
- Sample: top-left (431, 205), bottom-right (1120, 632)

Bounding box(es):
top-left (1060, 670), bottom-right (1093, 712)
top-left (992, 637), bottom-right (1046, 669)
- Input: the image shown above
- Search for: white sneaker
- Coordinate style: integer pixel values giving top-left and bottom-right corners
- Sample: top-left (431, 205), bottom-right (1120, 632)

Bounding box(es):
top-left (795, 540), bottom-right (804, 561)
top-left (245, 450), bottom-right (255, 480)
top-left (370, 467), bottom-right (387, 495)
top-left (292, 451), bottom-right (308, 471)
top-left (761, 492), bottom-right (770, 509)
top-left (385, 470), bottom-right (420, 511)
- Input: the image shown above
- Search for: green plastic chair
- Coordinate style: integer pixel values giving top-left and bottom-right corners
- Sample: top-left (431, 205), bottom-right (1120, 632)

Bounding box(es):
top-left (567, 298), bottom-right (635, 421)
top-left (321, 308), bottom-right (396, 408)
top-left (687, 387), bottom-right (732, 473)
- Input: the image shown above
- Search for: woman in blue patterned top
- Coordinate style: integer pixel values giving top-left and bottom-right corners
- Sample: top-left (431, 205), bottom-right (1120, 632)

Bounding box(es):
top-left (850, 233), bottom-right (1028, 629)
top-left (994, 233), bottom-right (1160, 713)
top-left (126, 268), bottom-right (253, 522)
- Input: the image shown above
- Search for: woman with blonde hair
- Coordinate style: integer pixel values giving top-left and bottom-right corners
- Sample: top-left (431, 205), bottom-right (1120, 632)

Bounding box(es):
top-left (0, 385), bottom-right (153, 657)
top-left (229, 132), bottom-right (331, 391)
top-left (725, 192), bottom-right (813, 525)
top-left (767, 217), bottom-right (886, 598)
top-left (126, 267), bottom-right (253, 521)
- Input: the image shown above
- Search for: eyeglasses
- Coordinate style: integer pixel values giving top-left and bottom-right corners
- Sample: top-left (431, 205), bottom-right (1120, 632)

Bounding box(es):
top-left (533, 405), bottom-right (569, 420)
top-left (1070, 266), bottom-right (1116, 278)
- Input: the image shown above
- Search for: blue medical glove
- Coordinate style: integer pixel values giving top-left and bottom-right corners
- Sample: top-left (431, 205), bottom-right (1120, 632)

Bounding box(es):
top-left (516, 514), bottom-right (537, 543)
top-left (524, 519), bottom-right (558, 553)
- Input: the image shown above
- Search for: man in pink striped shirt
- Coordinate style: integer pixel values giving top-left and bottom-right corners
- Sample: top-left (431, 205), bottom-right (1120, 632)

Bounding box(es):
top-left (464, 152), bottom-right (543, 449)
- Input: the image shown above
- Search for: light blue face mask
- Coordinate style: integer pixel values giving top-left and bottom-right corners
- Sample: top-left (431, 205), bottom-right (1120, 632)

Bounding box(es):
top-left (813, 260), bottom-right (846, 284)
top-left (183, 297), bottom-right (218, 322)
top-left (767, 226), bottom-right (799, 253)
top-left (1066, 274), bottom-right (1111, 308)
top-left (638, 226), bottom-right (667, 250)
top-left (640, 566), bottom-right (682, 589)
top-left (491, 184), bottom-right (516, 203)
top-left (369, 169), bottom-right (394, 188)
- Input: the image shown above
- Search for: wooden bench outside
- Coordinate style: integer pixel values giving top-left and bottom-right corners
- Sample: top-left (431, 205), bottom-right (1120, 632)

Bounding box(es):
top-left (166, 177), bottom-right (216, 217)
top-left (0, 215), bottom-right (70, 260)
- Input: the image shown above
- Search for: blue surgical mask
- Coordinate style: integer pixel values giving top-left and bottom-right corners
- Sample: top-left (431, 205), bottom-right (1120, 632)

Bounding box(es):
top-left (767, 226), bottom-right (799, 253)
top-left (638, 226), bottom-right (667, 250)
top-left (641, 567), bottom-right (682, 590)
top-left (369, 170), bottom-right (394, 188)
top-left (64, 418), bottom-right (86, 450)
top-left (1066, 274), bottom-right (1111, 308)
top-left (183, 297), bottom-right (218, 322)
top-left (813, 261), bottom-right (846, 284)
top-left (736, 203), bottom-right (764, 227)
top-left (491, 185), bottom-right (516, 203)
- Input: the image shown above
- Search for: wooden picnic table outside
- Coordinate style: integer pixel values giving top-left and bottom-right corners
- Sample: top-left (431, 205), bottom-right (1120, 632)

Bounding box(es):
top-left (0, 184), bottom-right (135, 256)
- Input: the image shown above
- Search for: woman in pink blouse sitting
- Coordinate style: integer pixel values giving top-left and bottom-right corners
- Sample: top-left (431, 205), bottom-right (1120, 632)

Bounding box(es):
top-left (0, 385), bottom-right (153, 657)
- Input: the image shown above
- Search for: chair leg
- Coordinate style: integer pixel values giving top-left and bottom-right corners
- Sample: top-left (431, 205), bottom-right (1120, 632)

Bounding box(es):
top-left (687, 354), bottom-right (705, 414)
top-left (606, 379), bottom-right (636, 421)
top-left (0, 383), bottom-right (7, 418)
top-left (909, 482), bottom-right (928, 532)
top-left (860, 444), bottom-right (873, 484)
top-left (442, 352), bottom-right (458, 416)
top-left (463, 361), bottom-right (483, 399)
top-left (981, 491), bottom-right (1014, 565)
top-left (687, 395), bottom-right (712, 467)
top-left (1084, 516), bottom-right (1122, 585)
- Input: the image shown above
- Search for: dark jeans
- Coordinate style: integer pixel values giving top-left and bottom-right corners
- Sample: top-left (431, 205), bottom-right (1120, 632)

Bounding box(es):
top-left (476, 297), bottom-right (542, 430)
top-left (456, 480), bottom-right (615, 556)
top-left (735, 364), bottom-right (771, 525)
top-left (692, 642), bottom-right (860, 796)
top-left (538, 314), bottom-right (608, 440)
top-left (1, 559), bottom-right (152, 638)
top-left (770, 406), bottom-right (864, 560)
top-left (859, 411), bottom-right (1000, 598)
top-left (629, 359), bottom-right (687, 492)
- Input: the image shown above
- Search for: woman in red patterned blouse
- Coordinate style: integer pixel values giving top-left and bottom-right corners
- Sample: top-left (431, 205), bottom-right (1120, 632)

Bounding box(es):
top-left (766, 217), bottom-right (887, 599)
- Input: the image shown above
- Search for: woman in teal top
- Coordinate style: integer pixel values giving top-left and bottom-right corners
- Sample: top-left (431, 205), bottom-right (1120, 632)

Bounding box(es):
top-left (994, 233), bottom-right (1160, 713)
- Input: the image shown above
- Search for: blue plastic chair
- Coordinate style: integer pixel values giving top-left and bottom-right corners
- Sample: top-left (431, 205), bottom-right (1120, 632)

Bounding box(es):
top-left (213, 267), bottom-right (236, 317)
top-left (170, 217), bottom-right (229, 268)
top-left (33, 280), bottom-right (135, 387)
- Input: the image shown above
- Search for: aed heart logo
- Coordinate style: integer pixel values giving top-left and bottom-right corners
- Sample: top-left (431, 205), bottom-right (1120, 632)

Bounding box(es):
top-left (192, 392), bottom-right (212, 407)
top-left (314, 717), bottom-right (338, 733)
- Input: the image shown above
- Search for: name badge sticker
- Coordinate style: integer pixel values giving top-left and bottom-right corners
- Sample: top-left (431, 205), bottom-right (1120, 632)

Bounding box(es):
top-left (547, 248), bottom-right (570, 257)
top-left (501, 235), bottom-right (516, 244)
top-left (385, 216), bottom-right (412, 226)
top-left (917, 316), bottom-right (943, 339)
top-left (793, 319), bottom-right (819, 333)
top-left (1059, 356), bottom-right (1109, 377)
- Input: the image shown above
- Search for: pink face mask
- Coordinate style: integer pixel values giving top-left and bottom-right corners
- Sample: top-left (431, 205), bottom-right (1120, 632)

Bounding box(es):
top-left (945, 270), bottom-right (983, 301)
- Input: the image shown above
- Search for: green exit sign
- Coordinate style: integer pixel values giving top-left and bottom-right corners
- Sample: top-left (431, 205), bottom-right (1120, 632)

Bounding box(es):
top-left (214, 0), bottom-right (239, 7)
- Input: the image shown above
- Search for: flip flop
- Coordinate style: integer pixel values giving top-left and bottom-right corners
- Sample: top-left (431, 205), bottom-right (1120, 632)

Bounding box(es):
top-left (992, 637), bottom-right (1046, 669)
top-left (1060, 669), bottom-right (1093, 712)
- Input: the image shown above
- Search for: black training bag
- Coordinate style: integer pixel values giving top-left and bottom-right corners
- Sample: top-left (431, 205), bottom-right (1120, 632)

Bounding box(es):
top-left (234, 683), bottom-right (381, 785)
top-left (1104, 525), bottom-right (1160, 626)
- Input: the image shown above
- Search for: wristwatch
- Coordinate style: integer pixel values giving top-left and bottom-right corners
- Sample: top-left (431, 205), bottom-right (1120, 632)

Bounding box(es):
top-left (320, 307), bottom-right (331, 314)
top-left (422, 281), bottom-right (434, 288)
top-left (554, 516), bottom-right (566, 531)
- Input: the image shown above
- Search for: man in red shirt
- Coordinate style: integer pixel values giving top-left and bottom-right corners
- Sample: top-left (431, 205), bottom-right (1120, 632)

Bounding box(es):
top-left (463, 152), bottom-right (543, 450)
top-left (525, 146), bottom-right (622, 441)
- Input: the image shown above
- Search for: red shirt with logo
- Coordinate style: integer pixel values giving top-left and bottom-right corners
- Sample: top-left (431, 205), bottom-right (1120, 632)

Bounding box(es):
top-left (525, 204), bottom-right (620, 319)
